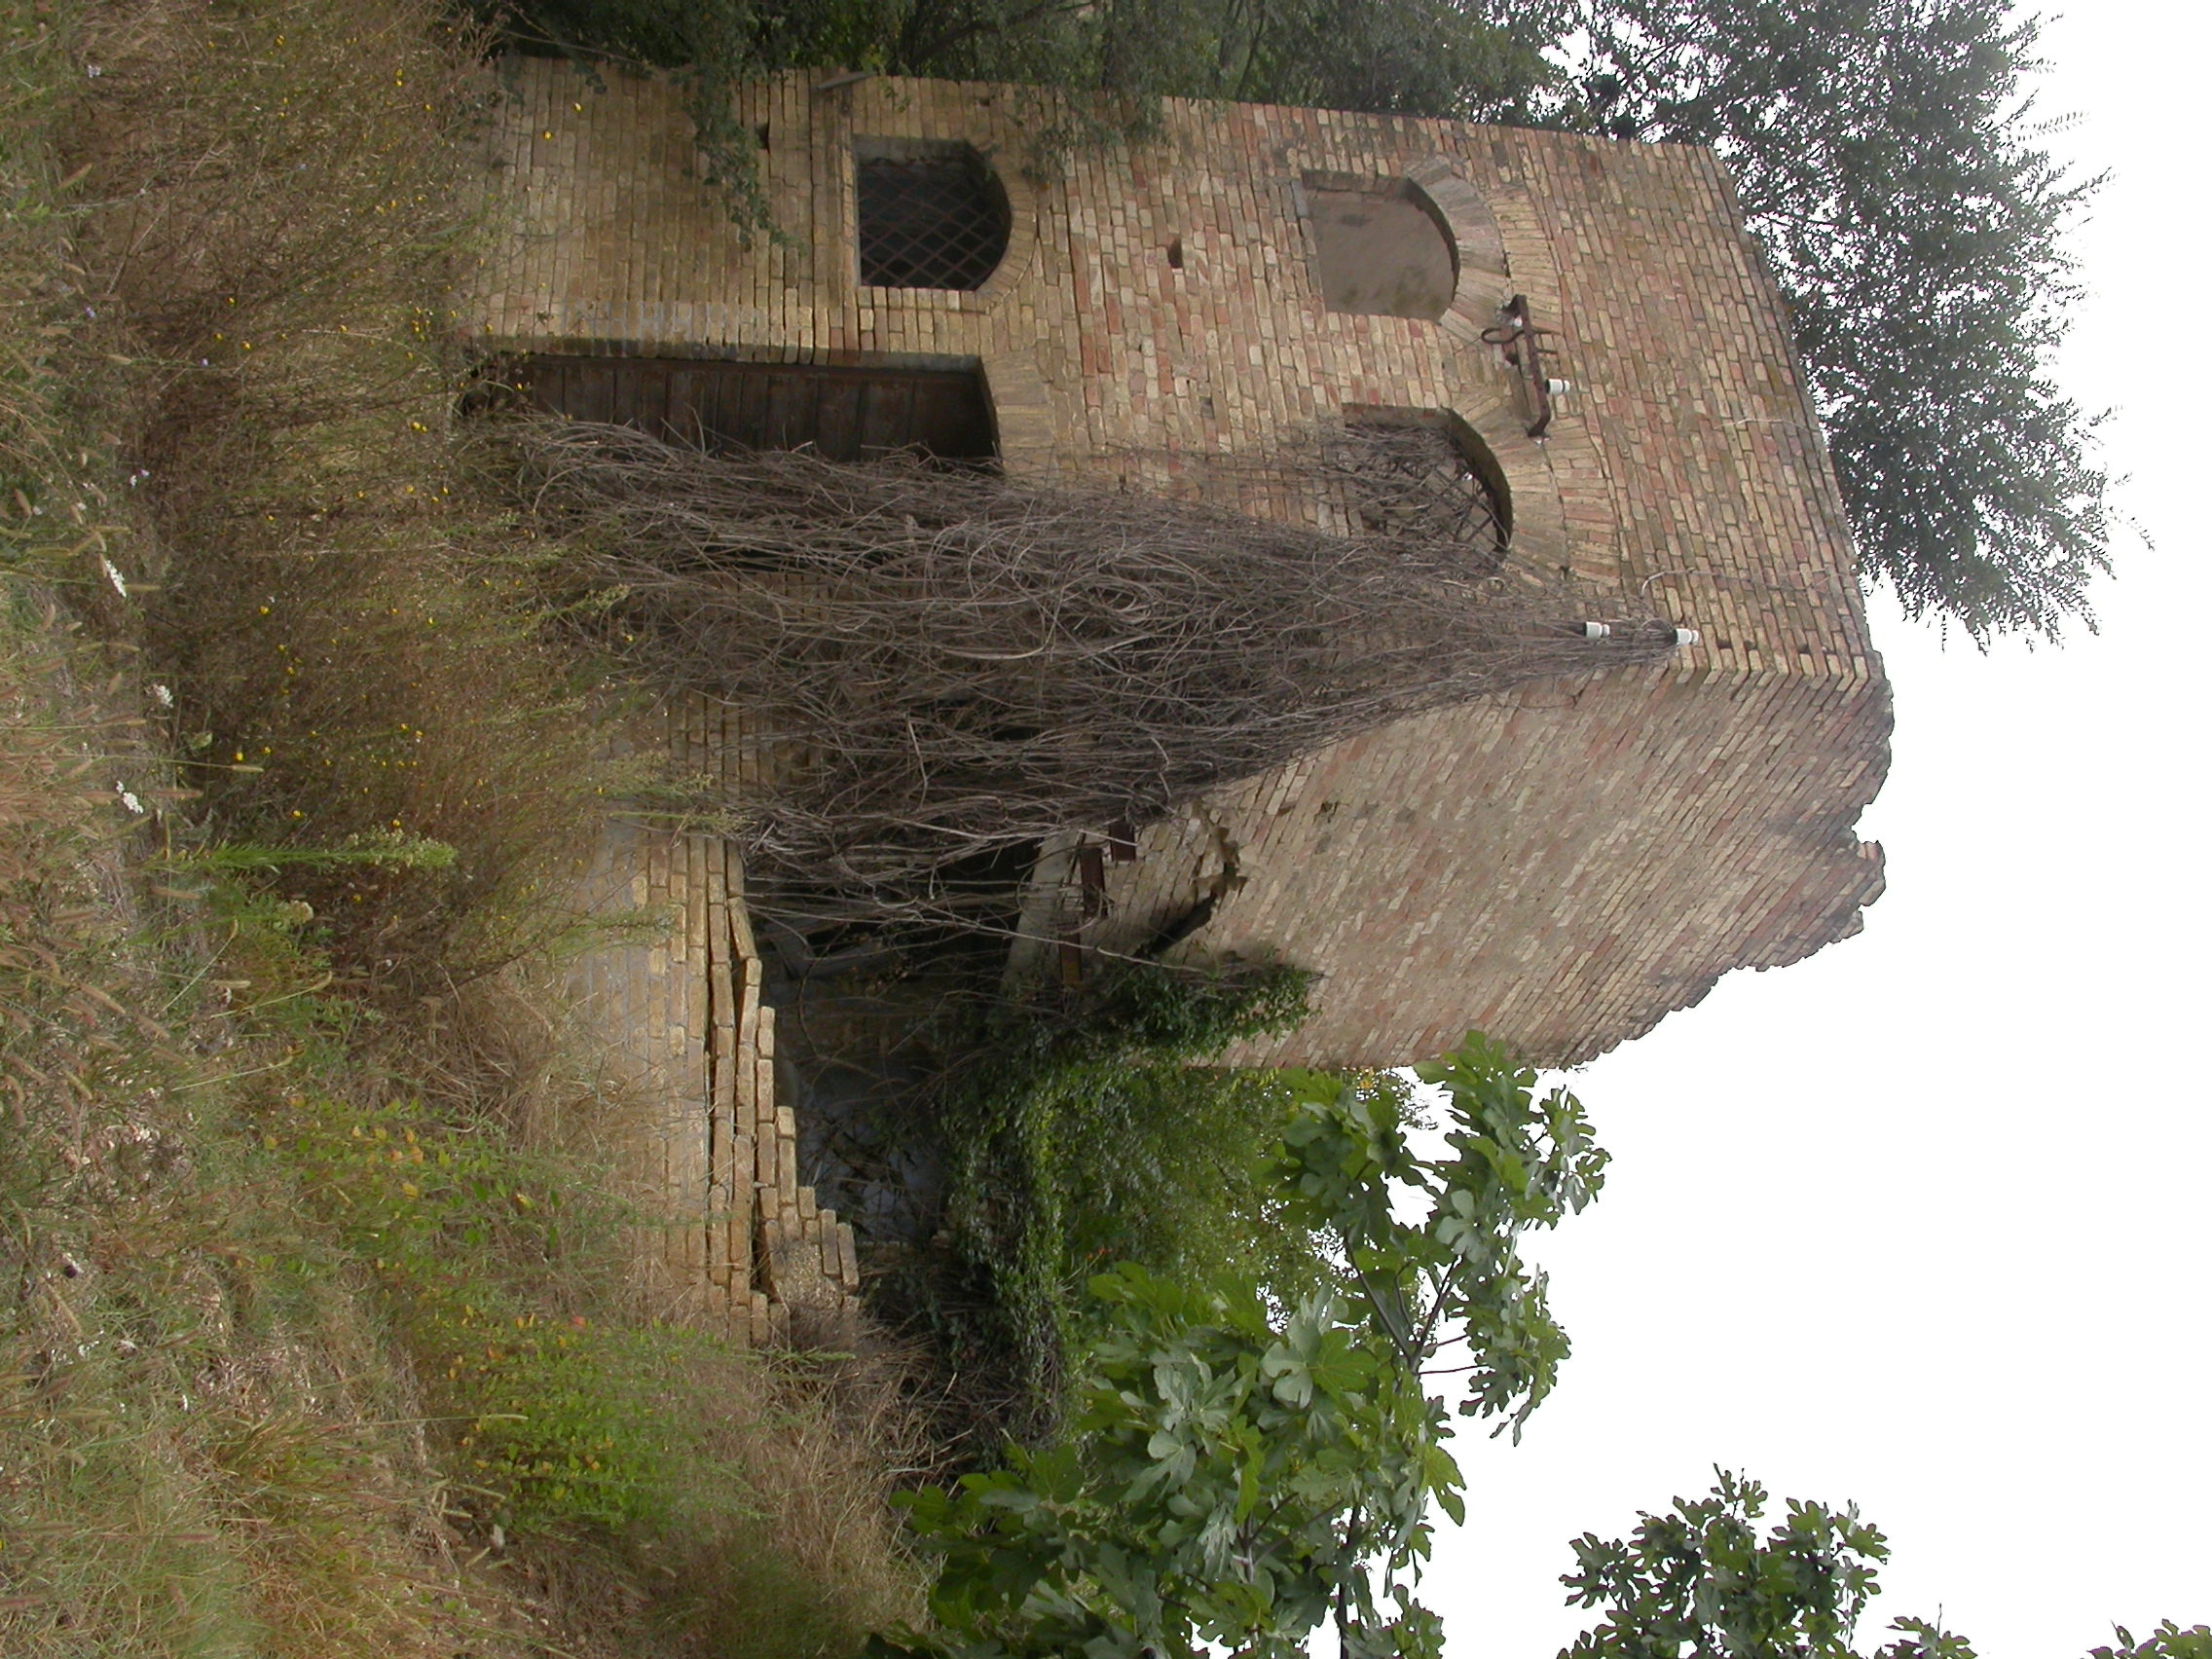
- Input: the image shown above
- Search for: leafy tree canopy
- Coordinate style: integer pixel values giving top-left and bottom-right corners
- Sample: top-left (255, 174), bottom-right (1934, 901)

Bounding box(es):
top-left (926, 958), bottom-right (1334, 1428)
top-left (877, 1032), bottom-right (2202, 1658)
top-left (1567, 1473), bottom-right (2209, 1658)
top-left (1556, 0), bottom-right (2113, 644)
top-left (883, 1035), bottom-right (1607, 1659)
top-left (879, 1034), bottom-right (2203, 1657)
top-left (1566, 1472), bottom-right (1976, 1659)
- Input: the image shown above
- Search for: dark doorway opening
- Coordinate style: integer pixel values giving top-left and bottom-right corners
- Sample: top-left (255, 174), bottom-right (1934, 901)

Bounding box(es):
top-left (486, 353), bottom-right (997, 463)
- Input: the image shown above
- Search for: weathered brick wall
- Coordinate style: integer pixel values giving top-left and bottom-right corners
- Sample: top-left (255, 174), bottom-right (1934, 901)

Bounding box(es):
top-left (558, 700), bottom-right (863, 1346)
top-left (470, 63), bottom-right (1890, 1068)
top-left (1122, 670), bottom-right (1886, 1068)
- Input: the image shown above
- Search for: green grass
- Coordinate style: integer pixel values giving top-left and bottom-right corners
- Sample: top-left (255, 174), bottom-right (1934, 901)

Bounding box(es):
top-left (0, 1004), bottom-right (519, 1658)
top-left (0, 865), bottom-right (923, 1655)
top-left (1, 0), bottom-right (927, 1650)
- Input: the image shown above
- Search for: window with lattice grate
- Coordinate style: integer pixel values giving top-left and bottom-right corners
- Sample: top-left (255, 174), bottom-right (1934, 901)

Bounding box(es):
top-left (1333, 418), bottom-right (1509, 572)
top-left (856, 141), bottom-right (1010, 291)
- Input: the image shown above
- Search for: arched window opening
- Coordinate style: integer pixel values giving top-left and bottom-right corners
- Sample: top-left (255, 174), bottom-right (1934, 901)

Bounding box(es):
top-left (856, 139), bottom-right (1010, 291)
top-left (1302, 175), bottom-right (1456, 320)
top-left (1333, 414), bottom-right (1509, 571)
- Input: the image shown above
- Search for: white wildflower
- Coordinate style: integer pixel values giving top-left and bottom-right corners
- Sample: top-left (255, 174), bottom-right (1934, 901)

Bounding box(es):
top-left (100, 556), bottom-right (128, 597)
top-left (115, 782), bottom-right (146, 815)
top-left (151, 682), bottom-right (173, 708)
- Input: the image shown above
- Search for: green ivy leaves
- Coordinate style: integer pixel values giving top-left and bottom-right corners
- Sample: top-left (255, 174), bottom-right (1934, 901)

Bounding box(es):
top-left (889, 1033), bottom-right (1604, 1659)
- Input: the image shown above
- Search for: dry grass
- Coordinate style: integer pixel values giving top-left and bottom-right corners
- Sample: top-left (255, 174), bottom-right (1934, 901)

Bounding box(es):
top-left (6, 12), bottom-right (558, 1648)
top-left (511, 1344), bottom-right (933, 1658)
top-left (59, 0), bottom-right (627, 1005)
top-left (0, 876), bottom-right (597, 1659)
top-left (0, 579), bottom-right (545, 1659)
top-left (0, 0), bottom-right (932, 1652)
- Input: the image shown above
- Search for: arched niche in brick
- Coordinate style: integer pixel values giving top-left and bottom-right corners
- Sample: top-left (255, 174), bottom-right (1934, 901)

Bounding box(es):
top-left (1299, 171), bottom-right (1458, 320)
top-left (1297, 161), bottom-right (1515, 331)
top-left (1399, 155), bottom-right (1518, 342)
top-left (849, 134), bottom-right (1039, 312)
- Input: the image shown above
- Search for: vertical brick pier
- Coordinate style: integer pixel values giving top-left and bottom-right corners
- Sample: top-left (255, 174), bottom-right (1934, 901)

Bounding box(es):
top-left (558, 697), bottom-right (862, 1347)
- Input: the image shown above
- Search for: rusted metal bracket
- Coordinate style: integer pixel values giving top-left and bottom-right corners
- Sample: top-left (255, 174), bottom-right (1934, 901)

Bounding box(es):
top-left (1482, 294), bottom-right (1565, 439)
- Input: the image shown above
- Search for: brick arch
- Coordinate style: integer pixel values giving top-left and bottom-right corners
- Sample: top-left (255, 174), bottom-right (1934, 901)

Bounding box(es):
top-left (1434, 388), bottom-right (1570, 575)
top-left (971, 155), bottom-right (1040, 307)
top-left (1403, 156), bottom-right (1511, 312)
top-left (1403, 160), bottom-right (1592, 587)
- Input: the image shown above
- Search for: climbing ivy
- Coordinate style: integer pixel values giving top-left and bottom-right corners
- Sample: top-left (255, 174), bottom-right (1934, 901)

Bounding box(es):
top-left (925, 958), bottom-right (1323, 1428)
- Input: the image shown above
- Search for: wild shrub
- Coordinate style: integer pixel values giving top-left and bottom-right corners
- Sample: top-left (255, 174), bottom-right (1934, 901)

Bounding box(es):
top-left (883, 1038), bottom-right (1608, 1659)
top-left (59, 0), bottom-right (624, 1002)
top-left (919, 958), bottom-right (1325, 1430)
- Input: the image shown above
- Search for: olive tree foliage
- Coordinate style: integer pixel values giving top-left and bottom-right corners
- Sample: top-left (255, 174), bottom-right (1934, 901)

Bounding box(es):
top-left (873, 1035), bottom-right (1607, 1659)
top-left (1566, 1473), bottom-right (2211, 1659)
top-left (1554, 0), bottom-right (2115, 644)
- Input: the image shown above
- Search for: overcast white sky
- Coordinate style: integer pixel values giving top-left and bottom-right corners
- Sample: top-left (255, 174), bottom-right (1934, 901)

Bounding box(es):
top-left (1430, 3), bottom-right (2211, 1653)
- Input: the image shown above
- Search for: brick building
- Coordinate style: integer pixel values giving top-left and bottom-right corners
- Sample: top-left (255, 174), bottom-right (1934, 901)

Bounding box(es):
top-left (470, 61), bottom-right (1891, 1071)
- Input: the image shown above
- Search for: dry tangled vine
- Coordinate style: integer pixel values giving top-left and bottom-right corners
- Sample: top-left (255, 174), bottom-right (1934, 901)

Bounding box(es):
top-left (510, 418), bottom-right (1677, 941)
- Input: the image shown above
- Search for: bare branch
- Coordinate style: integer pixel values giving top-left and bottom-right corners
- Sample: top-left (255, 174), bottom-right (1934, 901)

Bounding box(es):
top-left (504, 418), bottom-right (1679, 944)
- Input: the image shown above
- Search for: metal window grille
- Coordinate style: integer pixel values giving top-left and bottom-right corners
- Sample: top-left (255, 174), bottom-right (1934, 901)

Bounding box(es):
top-left (1337, 423), bottom-right (1508, 571)
top-left (857, 154), bottom-right (1009, 291)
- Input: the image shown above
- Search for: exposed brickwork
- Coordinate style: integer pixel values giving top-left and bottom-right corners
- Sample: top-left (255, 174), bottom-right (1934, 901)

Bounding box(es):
top-left (472, 64), bottom-right (1891, 1070)
top-left (559, 699), bottom-right (862, 1346)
